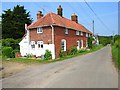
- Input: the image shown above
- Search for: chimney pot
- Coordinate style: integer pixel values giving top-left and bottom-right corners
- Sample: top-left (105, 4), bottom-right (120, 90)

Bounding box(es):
top-left (37, 11), bottom-right (43, 20)
top-left (57, 5), bottom-right (63, 17)
top-left (71, 13), bottom-right (78, 23)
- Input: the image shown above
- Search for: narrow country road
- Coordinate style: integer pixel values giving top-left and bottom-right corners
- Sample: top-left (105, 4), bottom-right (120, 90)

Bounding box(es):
top-left (2, 45), bottom-right (118, 88)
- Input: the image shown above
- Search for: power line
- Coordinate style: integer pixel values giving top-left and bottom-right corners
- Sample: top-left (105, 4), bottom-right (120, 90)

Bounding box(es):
top-left (84, 0), bottom-right (112, 33)
top-left (67, 3), bottom-right (92, 26)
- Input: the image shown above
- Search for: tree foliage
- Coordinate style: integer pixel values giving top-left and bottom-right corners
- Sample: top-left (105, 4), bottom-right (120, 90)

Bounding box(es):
top-left (98, 36), bottom-right (112, 46)
top-left (87, 37), bottom-right (93, 48)
top-left (2, 5), bottom-right (32, 39)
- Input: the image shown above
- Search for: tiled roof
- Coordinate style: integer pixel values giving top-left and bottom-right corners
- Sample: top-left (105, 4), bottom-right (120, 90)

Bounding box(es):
top-left (28, 12), bottom-right (92, 34)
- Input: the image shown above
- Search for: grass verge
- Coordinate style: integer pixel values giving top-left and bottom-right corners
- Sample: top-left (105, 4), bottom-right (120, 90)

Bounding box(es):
top-left (2, 45), bottom-right (104, 65)
top-left (112, 46), bottom-right (120, 70)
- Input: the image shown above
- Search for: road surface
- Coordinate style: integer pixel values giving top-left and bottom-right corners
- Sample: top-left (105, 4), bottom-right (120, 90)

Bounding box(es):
top-left (2, 45), bottom-right (118, 88)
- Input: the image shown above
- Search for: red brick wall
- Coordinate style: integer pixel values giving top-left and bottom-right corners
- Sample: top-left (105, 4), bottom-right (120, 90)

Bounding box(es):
top-left (29, 26), bottom-right (52, 44)
top-left (54, 26), bottom-right (87, 58)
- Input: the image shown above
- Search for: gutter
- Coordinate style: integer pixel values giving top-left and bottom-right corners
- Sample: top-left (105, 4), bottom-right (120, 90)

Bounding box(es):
top-left (51, 25), bottom-right (54, 44)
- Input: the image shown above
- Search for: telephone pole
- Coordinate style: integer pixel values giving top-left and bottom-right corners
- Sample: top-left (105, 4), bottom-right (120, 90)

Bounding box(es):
top-left (92, 20), bottom-right (94, 36)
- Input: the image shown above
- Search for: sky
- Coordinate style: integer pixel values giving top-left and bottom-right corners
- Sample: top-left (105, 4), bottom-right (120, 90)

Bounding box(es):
top-left (1, 1), bottom-right (118, 36)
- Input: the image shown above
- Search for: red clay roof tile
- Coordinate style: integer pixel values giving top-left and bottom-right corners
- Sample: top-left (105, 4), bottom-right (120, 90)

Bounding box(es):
top-left (28, 12), bottom-right (92, 34)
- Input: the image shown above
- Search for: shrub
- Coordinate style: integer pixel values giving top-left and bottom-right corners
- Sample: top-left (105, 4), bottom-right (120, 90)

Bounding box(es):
top-left (114, 39), bottom-right (120, 48)
top-left (44, 50), bottom-right (52, 60)
top-left (2, 38), bottom-right (20, 50)
top-left (69, 47), bottom-right (78, 55)
top-left (78, 49), bottom-right (86, 53)
top-left (26, 54), bottom-right (33, 58)
top-left (59, 50), bottom-right (66, 57)
top-left (2, 46), bottom-right (13, 58)
top-left (87, 37), bottom-right (94, 48)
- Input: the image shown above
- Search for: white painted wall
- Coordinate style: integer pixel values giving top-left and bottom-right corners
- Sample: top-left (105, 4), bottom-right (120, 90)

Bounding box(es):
top-left (19, 35), bottom-right (55, 59)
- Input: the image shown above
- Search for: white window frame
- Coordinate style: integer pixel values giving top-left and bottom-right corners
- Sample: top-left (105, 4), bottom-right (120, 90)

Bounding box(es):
top-left (76, 31), bottom-right (79, 35)
top-left (31, 41), bottom-right (35, 49)
top-left (80, 31), bottom-right (83, 36)
top-left (86, 33), bottom-right (88, 37)
top-left (37, 41), bottom-right (43, 49)
top-left (37, 27), bottom-right (43, 33)
top-left (65, 29), bottom-right (68, 34)
top-left (61, 39), bottom-right (66, 51)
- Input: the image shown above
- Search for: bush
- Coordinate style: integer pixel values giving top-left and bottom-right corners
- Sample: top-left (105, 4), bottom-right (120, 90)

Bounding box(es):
top-left (2, 38), bottom-right (20, 50)
top-left (87, 37), bottom-right (94, 48)
top-left (78, 49), bottom-right (86, 53)
top-left (114, 39), bottom-right (120, 48)
top-left (44, 50), bottom-right (52, 60)
top-left (2, 47), bottom-right (14, 58)
top-left (60, 50), bottom-right (66, 57)
top-left (70, 47), bottom-right (78, 55)
top-left (26, 54), bottom-right (33, 58)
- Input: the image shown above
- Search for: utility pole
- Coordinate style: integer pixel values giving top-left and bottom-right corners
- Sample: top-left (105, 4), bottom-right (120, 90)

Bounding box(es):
top-left (92, 20), bottom-right (94, 36)
top-left (113, 31), bottom-right (114, 44)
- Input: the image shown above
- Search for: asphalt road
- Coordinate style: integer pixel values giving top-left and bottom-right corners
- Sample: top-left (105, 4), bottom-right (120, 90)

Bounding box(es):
top-left (2, 45), bottom-right (118, 88)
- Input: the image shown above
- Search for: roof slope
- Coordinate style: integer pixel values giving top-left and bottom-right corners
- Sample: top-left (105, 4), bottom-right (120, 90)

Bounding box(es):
top-left (28, 12), bottom-right (92, 33)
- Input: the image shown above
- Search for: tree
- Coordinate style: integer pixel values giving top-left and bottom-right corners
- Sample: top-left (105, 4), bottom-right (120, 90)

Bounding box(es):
top-left (2, 5), bottom-right (32, 39)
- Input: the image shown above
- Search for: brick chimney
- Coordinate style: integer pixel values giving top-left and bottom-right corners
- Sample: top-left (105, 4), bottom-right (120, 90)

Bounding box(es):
top-left (57, 5), bottom-right (63, 17)
top-left (71, 13), bottom-right (78, 23)
top-left (37, 11), bottom-right (43, 20)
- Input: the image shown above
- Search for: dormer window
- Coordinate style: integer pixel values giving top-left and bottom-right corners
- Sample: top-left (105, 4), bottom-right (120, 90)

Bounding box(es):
top-left (65, 29), bottom-right (68, 34)
top-left (37, 27), bottom-right (43, 33)
top-left (76, 31), bottom-right (79, 35)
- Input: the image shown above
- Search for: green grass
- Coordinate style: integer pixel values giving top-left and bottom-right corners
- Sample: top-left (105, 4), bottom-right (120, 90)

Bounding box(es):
top-left (112, 46), bottom-right (120, 70)
top-left (2, 45), bottom-right (104, 65)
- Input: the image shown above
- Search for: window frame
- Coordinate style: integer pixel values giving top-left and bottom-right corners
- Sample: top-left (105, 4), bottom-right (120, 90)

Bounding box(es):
top-left (80, 31), bottom-right (83, 36)
top-left (61, 39), bottom-right (66, 51)
top-left (37, 27), bottom-right (43, 33)
top-left (76, 31), bottom-right (79, 35)
top-left (37, 41), bottom-right (43, 49)
top-left (31, 41), bottom-right (35, 49)
top-left (65, 29), bottom-right (68, 34)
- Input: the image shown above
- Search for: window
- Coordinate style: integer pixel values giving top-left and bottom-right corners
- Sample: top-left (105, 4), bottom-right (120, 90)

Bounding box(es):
top-left (37, 41), bottom-right (43, 48)
top-left (61, 39), bottom-right (66, 51)
top-left (76, 31), bottom-right (79, 35)
top-left (31, 41), bottom-right (35, 49)
top-left (37, 28), bottom-right (43, 33)
top-left (65, 29), bottom-right (68, 34)
top-left (80, 31), bottom-right (83, 36)
top-left (77, 41), bottom-right (80, 50)
top-left (86, 33), bottom-right (90, 37)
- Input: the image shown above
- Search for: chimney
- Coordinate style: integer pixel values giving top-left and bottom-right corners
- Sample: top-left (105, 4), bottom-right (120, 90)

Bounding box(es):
top-left (71, 13), bottom-right (78, 23)
top-left (57, 5), bottom-right (63, 17)
top-left (37, 11), bottom-right (43, 20)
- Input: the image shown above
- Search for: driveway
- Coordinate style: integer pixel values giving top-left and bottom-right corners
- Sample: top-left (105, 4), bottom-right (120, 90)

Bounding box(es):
top-left (2, 45), bottom-right (118, 88)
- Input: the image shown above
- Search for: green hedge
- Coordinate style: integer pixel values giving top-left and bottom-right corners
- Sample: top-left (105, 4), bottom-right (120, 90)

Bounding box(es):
top-left (2, 47), bottom-right (14, 58)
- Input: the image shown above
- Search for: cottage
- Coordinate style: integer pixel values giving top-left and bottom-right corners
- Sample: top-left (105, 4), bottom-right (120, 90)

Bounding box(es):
top-left (19, 5), bottom-right (92, 59)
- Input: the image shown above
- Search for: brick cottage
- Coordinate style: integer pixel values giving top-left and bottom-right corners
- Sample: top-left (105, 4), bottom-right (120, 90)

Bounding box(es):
top-left (19, 5), bottom-right (92, 59)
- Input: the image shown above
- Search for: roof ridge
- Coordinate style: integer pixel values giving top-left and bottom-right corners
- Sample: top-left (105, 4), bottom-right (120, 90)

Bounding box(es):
top-left (50, 12), bottom-right (55, 24)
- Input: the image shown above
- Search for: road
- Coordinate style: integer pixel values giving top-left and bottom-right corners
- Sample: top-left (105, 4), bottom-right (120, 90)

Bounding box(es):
top-left (2, 45), bottom-right (118, 88)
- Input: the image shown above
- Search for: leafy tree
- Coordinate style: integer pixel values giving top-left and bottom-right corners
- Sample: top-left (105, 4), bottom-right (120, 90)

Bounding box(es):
top-left (2, 5), bottom-right (32, 39)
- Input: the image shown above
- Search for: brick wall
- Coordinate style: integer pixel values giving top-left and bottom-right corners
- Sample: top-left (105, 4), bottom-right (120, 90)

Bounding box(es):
top-left (29, 26), bottom-right (52, 44)
top-left (54, 26), bottom-right (87, 58)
